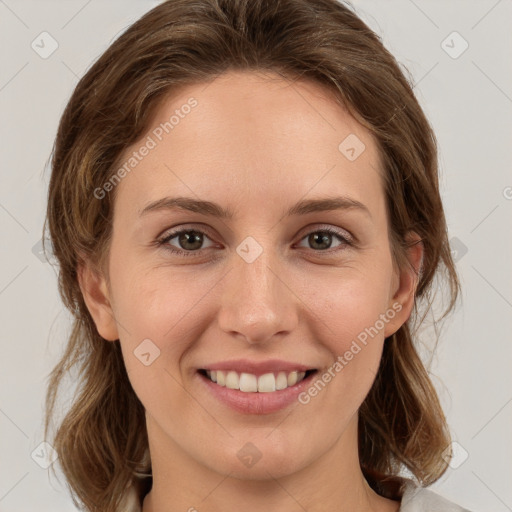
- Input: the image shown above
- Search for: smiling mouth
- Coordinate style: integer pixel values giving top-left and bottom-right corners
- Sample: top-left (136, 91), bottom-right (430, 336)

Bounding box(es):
top-left (198, 369), bottom-right (318, 393)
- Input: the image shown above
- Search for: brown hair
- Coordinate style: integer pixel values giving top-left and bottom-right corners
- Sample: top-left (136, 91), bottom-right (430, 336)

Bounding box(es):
top-left (43, 0), bottom-right (460, 510)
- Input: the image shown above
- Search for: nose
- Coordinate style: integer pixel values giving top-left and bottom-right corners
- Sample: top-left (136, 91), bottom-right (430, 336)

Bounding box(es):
top-left (216, 248), bottom-right (299, 345)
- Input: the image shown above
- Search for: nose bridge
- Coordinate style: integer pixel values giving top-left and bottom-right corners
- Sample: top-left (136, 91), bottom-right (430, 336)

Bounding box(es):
top-left (217, 242), bottom-right (297, 343)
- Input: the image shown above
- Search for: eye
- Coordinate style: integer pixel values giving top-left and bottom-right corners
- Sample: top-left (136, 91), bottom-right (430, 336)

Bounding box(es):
top-left (157, 228), bottom-right (216, 256)
top-left (295, 226), bottom-right (353, 252)
top-left (156, 225), bottom-right (353, 257)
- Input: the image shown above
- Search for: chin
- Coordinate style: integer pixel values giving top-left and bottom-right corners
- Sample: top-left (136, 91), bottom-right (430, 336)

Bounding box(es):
top-left (203, 435), bottom-right (312, 481)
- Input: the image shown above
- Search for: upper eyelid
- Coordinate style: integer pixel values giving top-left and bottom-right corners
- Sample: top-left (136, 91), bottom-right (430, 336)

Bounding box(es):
top-left (158, 223), bottom-right (217, 242)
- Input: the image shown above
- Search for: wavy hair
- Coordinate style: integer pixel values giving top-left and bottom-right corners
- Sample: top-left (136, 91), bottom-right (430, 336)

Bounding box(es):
top-left (43, 0), bottom-right (460, 510)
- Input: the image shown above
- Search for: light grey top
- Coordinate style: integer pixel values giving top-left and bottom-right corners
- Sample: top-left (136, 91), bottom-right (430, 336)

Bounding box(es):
top-left (400, 479), bottom-right (473, 511)
top-left (119, 478), bottom-right (474, 511)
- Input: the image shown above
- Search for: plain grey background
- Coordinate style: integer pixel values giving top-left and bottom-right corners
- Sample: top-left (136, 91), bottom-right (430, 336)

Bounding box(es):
top-left (1, 1), bottom-right (511, 511)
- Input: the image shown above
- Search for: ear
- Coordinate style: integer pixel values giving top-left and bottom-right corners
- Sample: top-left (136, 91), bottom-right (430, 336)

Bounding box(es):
top-left (384, 231), bottom-right (424, 338)
top-left (77, 260), bottom-right (119, 341)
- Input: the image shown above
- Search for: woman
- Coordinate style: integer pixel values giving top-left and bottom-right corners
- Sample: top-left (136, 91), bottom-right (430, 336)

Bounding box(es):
top-left (43, 0), bottom-right (473, 510)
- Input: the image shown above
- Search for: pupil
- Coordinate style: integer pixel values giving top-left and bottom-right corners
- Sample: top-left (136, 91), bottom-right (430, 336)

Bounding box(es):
top-left (180, 231), bottom-right (202, 250)
top-left (311, 232), bottom-right (331, 250)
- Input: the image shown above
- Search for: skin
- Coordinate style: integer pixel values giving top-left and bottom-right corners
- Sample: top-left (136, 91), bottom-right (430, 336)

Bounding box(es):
top-left (79, 70), bottom-right (423, 512)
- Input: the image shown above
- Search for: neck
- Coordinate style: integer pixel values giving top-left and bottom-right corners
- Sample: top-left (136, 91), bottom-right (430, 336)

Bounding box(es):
top-left (142, 415), bottom-right (400, 512)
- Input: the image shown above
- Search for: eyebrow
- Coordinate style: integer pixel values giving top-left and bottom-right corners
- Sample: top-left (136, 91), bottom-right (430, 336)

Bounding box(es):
top-left (139, 195), bottom-right (371, 219)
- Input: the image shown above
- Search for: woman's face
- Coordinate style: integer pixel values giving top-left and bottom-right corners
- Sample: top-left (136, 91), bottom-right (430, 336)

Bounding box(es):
top-left (81, 71), bottom-right (419, 482)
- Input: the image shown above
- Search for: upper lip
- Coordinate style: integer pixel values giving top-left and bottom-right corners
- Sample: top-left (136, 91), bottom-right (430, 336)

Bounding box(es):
top-left (199, 359), bottom-right (316, 376)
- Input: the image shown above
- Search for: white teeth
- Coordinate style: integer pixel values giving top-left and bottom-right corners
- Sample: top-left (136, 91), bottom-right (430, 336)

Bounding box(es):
top-left (225, 371), bottom-right (239, 389)
top-left (204, 369), bottom-right (309, 392)
top-left (276, 371), bottom-right (288, 390)
top-left (287, 371), bottom-right (298, 386)
top-left (258, 373), bottom-right (276, 392)
top-left (239, 373), bottom-right (258, 392)
top-left (216, 370), bottom-right (226, 386)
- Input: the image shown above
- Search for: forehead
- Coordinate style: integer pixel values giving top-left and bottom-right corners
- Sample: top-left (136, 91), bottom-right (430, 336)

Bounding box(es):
top-left (112, 70), bottom-right (384, 220)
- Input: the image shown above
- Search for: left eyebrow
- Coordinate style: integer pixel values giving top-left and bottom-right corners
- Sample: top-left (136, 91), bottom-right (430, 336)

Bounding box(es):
top-left (138, 195), bottom-right (372, 220)
top-left (286, 196), bottom-right (371, 219)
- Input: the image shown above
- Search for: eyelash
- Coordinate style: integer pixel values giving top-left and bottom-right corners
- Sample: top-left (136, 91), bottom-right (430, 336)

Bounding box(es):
top-left (155, 225), bottom-right (354, 258)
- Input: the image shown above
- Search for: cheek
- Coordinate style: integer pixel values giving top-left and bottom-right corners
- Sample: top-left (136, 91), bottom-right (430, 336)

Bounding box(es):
top-left (299, 260), bottom-right (394, 402)
top-left (109, 258), bottom-right (220, 376)
top-left (295, 284), bottom-right (389, 422)
top-left (305, 265), bottom-right (393, 344)
top-left (109, 248), bottom-right (199, 336)
top-left (111, 266), bottom-right (202, 414)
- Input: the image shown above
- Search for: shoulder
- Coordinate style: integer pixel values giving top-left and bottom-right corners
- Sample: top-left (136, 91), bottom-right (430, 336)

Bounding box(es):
top-left (119, 478), bottom-right (477, 512)
top-left (118, 483), bottom-right (142, 512)
top-left (399, 478), bottom-right (475, 512)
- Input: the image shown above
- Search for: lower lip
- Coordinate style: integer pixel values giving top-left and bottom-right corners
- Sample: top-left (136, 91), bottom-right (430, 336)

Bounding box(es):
top-left (197, 371), bottom-right (317, 415)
